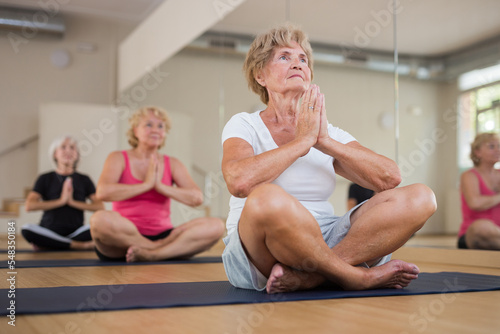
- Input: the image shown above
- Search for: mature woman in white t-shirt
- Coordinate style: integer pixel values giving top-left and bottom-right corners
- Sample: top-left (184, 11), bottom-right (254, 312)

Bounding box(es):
top-left (221, 24), bottom-right (437, 294)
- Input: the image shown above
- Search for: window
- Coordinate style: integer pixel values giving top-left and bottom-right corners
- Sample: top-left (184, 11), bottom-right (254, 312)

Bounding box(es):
top-left (457, 65), bottom-right (500, 170)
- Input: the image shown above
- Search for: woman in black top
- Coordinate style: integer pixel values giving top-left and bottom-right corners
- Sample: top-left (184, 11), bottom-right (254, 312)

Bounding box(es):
top-left (21, 135), bottom-right (103, 250)
top-left (347, 183), bottom-right (375, 211)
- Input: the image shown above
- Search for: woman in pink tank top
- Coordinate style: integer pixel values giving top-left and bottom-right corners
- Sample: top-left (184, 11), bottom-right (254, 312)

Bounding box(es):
top-left (90, 106), bottom-right (224, 262)
top-left (458, 132), bottom-right (500, 250)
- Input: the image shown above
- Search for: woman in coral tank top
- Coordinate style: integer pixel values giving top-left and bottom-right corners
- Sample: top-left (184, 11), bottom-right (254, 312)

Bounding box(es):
top-left (458, 132), bottom-right (500, 250)
top-left (90, 106), bottom-right (224, 262)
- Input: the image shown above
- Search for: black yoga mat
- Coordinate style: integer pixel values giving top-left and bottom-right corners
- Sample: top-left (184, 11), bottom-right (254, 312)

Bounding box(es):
top-left (0, 248), bottom-right (94, 253)
top-left (0, 256), bottom-right (222, 268)
top-left (1, 272), bottom-right (499, 315)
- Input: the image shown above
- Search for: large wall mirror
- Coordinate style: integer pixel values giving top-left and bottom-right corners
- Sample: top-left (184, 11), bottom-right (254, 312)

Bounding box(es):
top-left (395, 1), bottom-right (500, 238)
top-left (119, 0), bottom-right (402, 230)
top-left (3, 0), bottom-right (499, 244)
top-left (118, 0), bottom-right (500, 242)
top-left (125, 0), bottom-right (500, 243)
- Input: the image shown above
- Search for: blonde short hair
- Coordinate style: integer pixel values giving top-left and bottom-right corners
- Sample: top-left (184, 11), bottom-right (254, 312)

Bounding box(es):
top-left (48, 135), bottom-right (79, 169)
top-left (470, 132), bottom-right (500, 166)
top-left (243, 23), bottom-right (314, 105)
top-left (126, 106), bottom-right (172, 149)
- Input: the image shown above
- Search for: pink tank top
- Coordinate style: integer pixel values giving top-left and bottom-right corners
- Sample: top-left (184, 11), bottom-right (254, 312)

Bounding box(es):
top-left (459, 169), bottom-right (500, 236)
top-left (112, 151), bottom-right (173, 235)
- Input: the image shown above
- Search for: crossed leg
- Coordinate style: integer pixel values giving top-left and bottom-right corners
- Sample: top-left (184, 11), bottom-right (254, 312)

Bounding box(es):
top-left (90, 210), bottom-right (225, 262)
top-left (21, 224), bottom-right (95, 251)
top-left (238, 183), bottom-right (436, 294)
top-left (465, 219), bottom-right (500, 250)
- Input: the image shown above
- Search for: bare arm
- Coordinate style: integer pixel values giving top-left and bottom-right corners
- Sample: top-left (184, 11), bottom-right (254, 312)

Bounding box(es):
top-left (222, 137), bottom-right (312, 198)
top-left (328, 141), bottom-right (401, 192)
top-left (461, 171), bottom-right (500, 211)
top-left (68, 193), bottom-right (104, 212)
top-left (25, 176), bottom-right (75, 211)
top-left (154, 157), bottom-right (203, 207)
top-left (95, 151), bottom-right (154, 202)
top-left (25, 191), bottom-right (65, 211)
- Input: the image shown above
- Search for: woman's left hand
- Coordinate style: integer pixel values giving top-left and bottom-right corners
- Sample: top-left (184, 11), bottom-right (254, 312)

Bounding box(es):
top-left (61, 177), bottom-right (73, 204)
top-left (313, 92), bottom-right (330, 151)
top-left (154, 156), bottom-right (165, 191)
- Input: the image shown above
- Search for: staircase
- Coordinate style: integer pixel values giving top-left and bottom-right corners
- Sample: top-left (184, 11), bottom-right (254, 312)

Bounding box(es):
top-left (0, 189), bottom-right (42, 234)
top-left (0, 187), bottom-right (31, 217)
top-left (0, 197), bottom-right (27, 218)
top-left (0, 135), bottom-right (40, 233)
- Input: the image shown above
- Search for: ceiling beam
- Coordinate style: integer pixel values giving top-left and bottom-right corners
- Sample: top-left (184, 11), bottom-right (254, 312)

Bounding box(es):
top-left (118, 0), bottom-right (247, 93)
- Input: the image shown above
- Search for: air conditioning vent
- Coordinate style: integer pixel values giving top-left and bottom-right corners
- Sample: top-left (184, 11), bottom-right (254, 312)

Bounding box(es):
top-left (207, 37), bottom-right (238, 50)
top-left (345, 52), bottom-right (368, 63)
top-left (0, 6), bottom-right (65, 38)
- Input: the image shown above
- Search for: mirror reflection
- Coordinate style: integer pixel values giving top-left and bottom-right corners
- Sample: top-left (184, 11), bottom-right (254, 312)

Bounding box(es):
top-left (1, 1), bottom-right (500, 251)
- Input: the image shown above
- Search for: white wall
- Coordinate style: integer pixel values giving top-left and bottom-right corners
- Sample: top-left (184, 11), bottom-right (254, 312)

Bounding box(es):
top-left (0, 15), bottom-right (134, 204)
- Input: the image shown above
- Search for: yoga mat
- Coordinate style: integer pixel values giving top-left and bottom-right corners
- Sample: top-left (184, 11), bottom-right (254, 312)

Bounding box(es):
top-left (0, 256), bottom-right (222, 268)
top-left (0, 249), bottom-right (94, 253)
top-left (1, 272), bottom-right (499, 315)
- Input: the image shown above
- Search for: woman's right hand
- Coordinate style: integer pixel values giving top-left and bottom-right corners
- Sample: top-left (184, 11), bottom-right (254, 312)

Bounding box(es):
top-left (296, 84), bottom-right (322, 150)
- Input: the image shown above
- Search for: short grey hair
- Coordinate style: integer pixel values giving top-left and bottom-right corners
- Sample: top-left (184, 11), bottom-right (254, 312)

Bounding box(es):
top-left (48, 135), bottom-right (80, 169)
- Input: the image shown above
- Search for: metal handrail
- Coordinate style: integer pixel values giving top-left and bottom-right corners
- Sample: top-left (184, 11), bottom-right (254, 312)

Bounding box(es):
top-left (0, 134), bottom-right (39, 158)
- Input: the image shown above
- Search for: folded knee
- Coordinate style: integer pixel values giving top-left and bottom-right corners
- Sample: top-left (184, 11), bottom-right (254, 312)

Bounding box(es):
top-left (90, 211), bottom-right (118, 234)
top-left (245, 184), bottom-right (295, 220)
top-left (392, 184), bottom-right (436, 231)
top-left (208, 218), bottom-right (226, 240)
top-left (468, 220), bottom-right (497, 239)
top-left (408, 183), bottom-right (437, 216)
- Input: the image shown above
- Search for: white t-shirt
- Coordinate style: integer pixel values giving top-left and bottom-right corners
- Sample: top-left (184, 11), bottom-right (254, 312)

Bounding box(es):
top-left (221, 110), bottom-right (356, 236)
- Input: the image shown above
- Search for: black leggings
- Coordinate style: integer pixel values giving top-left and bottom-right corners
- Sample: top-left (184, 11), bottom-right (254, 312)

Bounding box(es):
top-left (21, 224), bottom-right (91, 250)
top-left (457, 235), bottom-right (468, 249)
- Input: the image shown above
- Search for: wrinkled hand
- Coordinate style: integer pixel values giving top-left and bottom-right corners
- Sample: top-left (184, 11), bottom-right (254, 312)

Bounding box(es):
top-left (296, 84), bottom-right (323, 150)
top-left (313, 92), bottom-right (330, 150)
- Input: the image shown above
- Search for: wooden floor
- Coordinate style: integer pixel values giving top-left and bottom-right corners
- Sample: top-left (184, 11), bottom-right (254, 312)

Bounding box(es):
top-left (1, 234), bottom-right (500, 334)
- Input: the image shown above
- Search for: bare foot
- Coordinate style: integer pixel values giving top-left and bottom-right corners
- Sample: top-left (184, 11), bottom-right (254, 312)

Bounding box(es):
top-left (32, 244), bottom-right (48, 252)
top-left (344, 259), bottom-right (420, 291)
top-left (266, 263), bottom-right (325, 294)
top-left (126, 246), bottom-right (155, 262)
top-left (70, 240), bottom-right (95, 250)
top-left (266, 259), bottom-right (419, 294)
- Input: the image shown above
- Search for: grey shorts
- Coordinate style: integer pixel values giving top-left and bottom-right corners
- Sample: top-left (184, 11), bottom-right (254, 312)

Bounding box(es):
top-left (221, 202), bottom-right (391, 291)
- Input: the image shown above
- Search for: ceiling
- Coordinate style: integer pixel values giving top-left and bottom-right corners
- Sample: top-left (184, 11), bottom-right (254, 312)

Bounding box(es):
top-left (1, 0), bottom-right (500, 56)
top-left (212, 0), bottom-right (500, 56)
top-left (0, 0), bottom-right (164, 22)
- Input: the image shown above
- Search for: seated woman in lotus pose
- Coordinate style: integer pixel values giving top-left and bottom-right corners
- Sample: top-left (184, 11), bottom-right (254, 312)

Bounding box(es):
top-left (91, 106), bottom-right (225, 262)
top-left (221, 24), bottom-right (437, 294)
top-left (458, 132), bottom-right (500, 250)
top-left (22, 135), bottom-right (103, 250)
